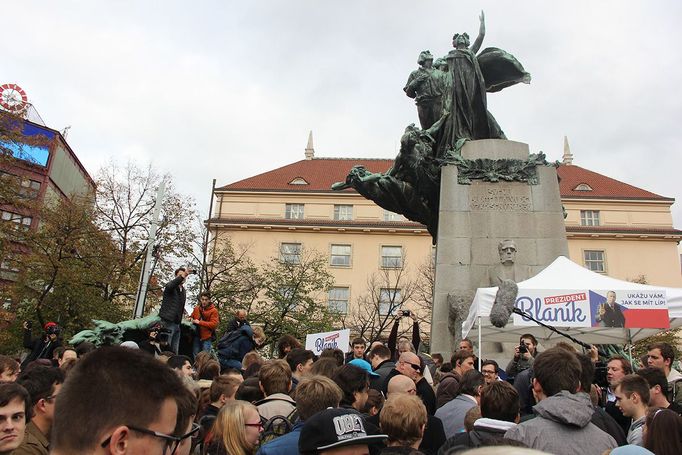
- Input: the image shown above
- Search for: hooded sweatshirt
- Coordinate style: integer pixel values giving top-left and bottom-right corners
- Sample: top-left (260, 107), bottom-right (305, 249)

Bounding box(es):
top-left (505, 391), bottom-right (618, 455)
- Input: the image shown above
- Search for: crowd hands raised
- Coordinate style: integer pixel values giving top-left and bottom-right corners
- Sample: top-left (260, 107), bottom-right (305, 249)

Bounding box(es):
top-left (2, 285), bottom-right (682, 455)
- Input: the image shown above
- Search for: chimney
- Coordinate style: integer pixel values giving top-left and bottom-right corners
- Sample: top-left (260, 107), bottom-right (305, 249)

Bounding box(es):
top-left (562, 135), bottom-right (573, 165)
top-left (304, 131), bottom-right (315, 160)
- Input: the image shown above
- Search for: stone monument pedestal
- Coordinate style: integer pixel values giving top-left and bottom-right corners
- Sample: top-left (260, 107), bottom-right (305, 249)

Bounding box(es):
top-left (430, 139), bottom-right (569, 358)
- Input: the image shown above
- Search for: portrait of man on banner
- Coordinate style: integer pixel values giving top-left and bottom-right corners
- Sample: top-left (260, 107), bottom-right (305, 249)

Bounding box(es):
top-left (595, 290), bottom-right (626, 328)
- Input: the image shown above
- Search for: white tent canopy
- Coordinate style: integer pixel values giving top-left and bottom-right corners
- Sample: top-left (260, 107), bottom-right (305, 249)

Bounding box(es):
top-left (462, 256), bottom-right (682, 345)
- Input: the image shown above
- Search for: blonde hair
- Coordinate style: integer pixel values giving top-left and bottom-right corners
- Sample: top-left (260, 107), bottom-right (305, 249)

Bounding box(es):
top-left (380, 394), bottom-right (426, 446)
top-left (253, 326), bottom-right (266, 341)
top-left (211, 400), bottom-right (259, 455)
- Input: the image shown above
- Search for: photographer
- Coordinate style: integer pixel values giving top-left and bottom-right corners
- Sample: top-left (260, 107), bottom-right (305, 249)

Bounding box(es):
top-left (505, 333), bottom-right (537, 379)
top-left (159, 267), bottom-right (192, 354)
top-left (138, 322), bottom-right (165, 357)
top-left (387, 310), bottom-right (420, 361)
top-left (21, 321), bottom-right (62, 369)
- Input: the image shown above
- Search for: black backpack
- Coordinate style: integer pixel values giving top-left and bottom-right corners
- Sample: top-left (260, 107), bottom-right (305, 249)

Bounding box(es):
top-left (216, 329), bottom-right (243, 359)
top-left (259, 407), bottom-right (299, 446)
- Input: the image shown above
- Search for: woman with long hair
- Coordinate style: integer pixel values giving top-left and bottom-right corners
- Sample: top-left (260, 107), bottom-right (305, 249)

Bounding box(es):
top-left (207, 400), bottom-right (262, 455)
top-left (643, 407), bottom-right (682, 455)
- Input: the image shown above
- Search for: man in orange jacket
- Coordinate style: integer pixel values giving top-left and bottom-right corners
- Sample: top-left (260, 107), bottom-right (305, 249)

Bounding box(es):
top-left (190, 291), bottom-right (220, 359)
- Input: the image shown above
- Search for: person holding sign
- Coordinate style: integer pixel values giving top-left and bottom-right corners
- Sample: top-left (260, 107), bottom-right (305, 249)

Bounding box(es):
top-left (596, 291), bottom-right (626, 328)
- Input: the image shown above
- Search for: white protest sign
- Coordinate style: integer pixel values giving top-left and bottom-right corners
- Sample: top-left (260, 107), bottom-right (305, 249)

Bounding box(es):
top-left (305, 329), bottom-right (351, 355)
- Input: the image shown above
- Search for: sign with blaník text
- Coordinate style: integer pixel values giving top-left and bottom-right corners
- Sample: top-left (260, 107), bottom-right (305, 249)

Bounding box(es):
top-left (513, 289), bottom-right (668, 329)
top-left (305, 329), bottom-right (351, 355)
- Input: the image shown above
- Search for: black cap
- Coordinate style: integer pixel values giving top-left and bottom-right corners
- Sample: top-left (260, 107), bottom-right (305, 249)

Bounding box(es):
top-left (298, 408), bottom-right (387, 454)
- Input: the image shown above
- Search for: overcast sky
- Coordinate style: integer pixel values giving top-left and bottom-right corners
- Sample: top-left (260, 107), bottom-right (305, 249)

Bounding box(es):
top-left (4, 1), bottom-right (682, 227)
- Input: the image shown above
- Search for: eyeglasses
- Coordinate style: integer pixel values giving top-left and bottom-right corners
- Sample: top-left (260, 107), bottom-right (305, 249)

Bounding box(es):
top-left (481, 370), bottom-right (497, 375)
top-left (100, 425), bottom-right (181, 455)
top-left (179, 423), bottom-right (201, 441)
top-left (400, 360), bottom-right (421, 372)
top-left (245, 421), bottom-right (264, 430)
top-left (43, 394), bottom-right (59, 402)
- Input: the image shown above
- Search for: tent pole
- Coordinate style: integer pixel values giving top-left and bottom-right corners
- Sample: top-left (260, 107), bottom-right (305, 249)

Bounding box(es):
top-left (478, 316), bottom-right (482, 369)
top-left (627, 329), bottom-right (634, 365)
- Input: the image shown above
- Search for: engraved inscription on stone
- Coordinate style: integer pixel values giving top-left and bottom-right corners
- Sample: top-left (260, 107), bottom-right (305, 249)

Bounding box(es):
top-left (469, 187), bottom-right (531, 212)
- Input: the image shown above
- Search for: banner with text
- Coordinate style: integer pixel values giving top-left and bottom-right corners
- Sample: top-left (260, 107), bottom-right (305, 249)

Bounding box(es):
top-left (513, 289), bottom-right (669, 329)
top-left (305, 329), bottom-right (351, 355)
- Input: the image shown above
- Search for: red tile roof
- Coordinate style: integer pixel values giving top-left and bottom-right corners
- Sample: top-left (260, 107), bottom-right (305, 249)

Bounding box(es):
top-left (217, 158), bottom-right (672, 201)
top-left (556, 165), bottom-right (670, 200)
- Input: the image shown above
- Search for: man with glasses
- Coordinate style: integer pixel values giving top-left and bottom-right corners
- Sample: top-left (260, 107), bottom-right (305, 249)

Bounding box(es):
top-left (51, 346), bottom-right (187, 455)
top-left (15, 365), bottom-right (64, 455)
top-left (381, 352), bottom-right (421, 394)
top-left (481, 360), bottom-right (499, 384)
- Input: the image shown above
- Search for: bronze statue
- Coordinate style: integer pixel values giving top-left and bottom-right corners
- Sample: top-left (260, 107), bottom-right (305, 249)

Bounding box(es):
top-left (403, 50), bottom-right (443, 130)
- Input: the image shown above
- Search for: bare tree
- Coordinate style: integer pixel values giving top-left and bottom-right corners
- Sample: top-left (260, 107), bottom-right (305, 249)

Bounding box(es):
top-left (94, 160), bottom-right (199, 306)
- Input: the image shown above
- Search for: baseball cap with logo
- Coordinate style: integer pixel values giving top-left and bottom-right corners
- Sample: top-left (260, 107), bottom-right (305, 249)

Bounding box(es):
top-left (298, 408), bottom-right (387, 454)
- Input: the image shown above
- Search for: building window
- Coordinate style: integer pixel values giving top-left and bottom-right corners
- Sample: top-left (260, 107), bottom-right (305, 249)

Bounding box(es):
top-left (1, 211), bottom-right (32, 230)
top-left (330, 244), bottom-right (351, 267)
top-left (19, 178), bottom-right (41, 198)
top-left (580, 210), bottom-right (600, 226)
top-left (381, 246), bottom-right (403, 269)
top-left (334, 204), bottom-right (353, 221)
top-left (328, 287), bottom-right (349, 313)
top-left (574, 183), bottom-right (593, 191)
top-left (584, 250), bottom-right (606, 273)
top-left (285, 203), bottom-right (304, 220)
top-left (383, 210), bottom-right (405, 222)
top-left (280, 243), bottom-right (301, 264)
top-left (379, 288), bottom-right (402, 315)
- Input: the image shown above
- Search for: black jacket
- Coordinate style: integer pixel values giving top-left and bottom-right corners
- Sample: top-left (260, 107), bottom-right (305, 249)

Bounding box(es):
top-left (370, 360), bottom-right (396, 391)
top-left (591, 405), bottom-right (627, 446)
top-left (159, 275), bottom-right (186, 323)
top-left (416, 377), bottom-right (437, 416)
top-left (22, 329), bottom-right (61, 368)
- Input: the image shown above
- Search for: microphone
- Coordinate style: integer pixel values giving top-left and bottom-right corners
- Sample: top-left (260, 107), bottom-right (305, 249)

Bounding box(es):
top-left (489, 279), bottom-right (518, 328)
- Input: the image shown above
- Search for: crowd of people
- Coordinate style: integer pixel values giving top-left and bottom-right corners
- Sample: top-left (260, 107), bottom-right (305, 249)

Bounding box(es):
top-left (1, 271), bottom-right (681, 454)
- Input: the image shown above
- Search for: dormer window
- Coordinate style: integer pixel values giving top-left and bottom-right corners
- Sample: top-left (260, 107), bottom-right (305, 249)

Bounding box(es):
top-left (574, 183), bottom-right (593, 191)
top-left (288, 177), bottom-right (309, 185)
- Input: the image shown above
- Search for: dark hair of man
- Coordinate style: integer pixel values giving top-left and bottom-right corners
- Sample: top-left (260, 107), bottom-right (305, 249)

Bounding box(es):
top-left (53, 346), bottom-right (66, 360)
top-left (209, 375), bottom-right (242, 402)
top-left (575, 354), bottom-right (595, 393)
top-left (168, 355), bottom-right (191, 370)
top-left (74, 341), bottom-right (96, 357)
top-left (369, 344), bottom-right (391, 361)
top-left (460, 338), bottom-right (473, 349)
top-left (648, 342), bottom-right (675, 364)
top-left (520, 333), bottom-right (538, 346)
top-left (432, 353), bottom-right (444, 365)
top-left (173, 385), bottom-right (198, 437)
top-left (286, 348), bottom-right (315, 373)
top-left (608, 355), bottom-right (633, 375)
top-left (331, 364), bottom-right (369, 407)
top-left (440, 362), bottom-right (453, 373)
top-left (0, 382), bottom-right (31, 420)
top-left (198, 291), bottom-right (211, 300)
top-left (362, 389), bottom-right (385, 415)
top-left (293, 375), bottom-right (343, 420)
top-left (235, 383), bottom-right (264, 403)
top-left (480, 381), bottom-right (519, 422)
top-left (451, 349), bottom-right (474, 367)
top-left (481, 359), bottom-right (498, 373)
top-left (174, 267), bottom-right (186, 276)
top-left (310, 358), bottom-right (338, 379)
top-left (276, 335), bottom-right (302, 359)
top-left (320, 348), bottom-right (345, 367)
top-left (0, 355), bottom-right (19, 376)
top-left (198, 360), bottom-right (221, 380)
top-left (617, 374), bottom-right (651, 404)
top-left (52, 347), bottom-right (186, 452)
top-left (17, 365), bottom-right (65, 408)
top-left (258, 359), bottom-right (292, 396)
top-left (637, 367), bottom-right (669, 394)
top-left (644, 407), bottom-right (682, 454)
top-left (352, 337), bottom-right (366, 347)
top-left (533, 347), bottom-right (581, 396)
top-left (458, 370), bottom-right (484, 397)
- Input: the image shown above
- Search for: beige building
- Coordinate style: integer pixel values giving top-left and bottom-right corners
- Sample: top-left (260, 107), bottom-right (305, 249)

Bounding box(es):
top-left (208, 138), bottom-right (682, 340)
